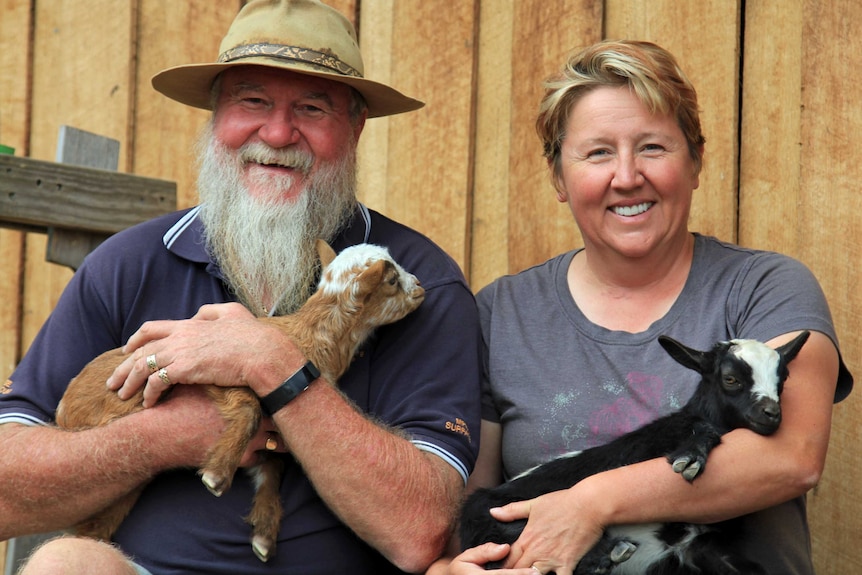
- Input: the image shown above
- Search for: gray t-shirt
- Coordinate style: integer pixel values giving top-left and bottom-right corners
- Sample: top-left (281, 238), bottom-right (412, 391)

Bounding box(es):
top-left (477, 233), bottom-right (852, 575)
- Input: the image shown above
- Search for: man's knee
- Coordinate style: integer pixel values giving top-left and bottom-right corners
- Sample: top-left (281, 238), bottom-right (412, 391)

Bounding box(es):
top-left (18, 536), bottom-right (139, 575)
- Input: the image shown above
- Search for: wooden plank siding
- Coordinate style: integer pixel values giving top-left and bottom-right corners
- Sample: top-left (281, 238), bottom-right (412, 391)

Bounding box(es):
top-left (1, 1), bottom-right (860, 572)
top-left (0, 2), bottom-right (30, 569)
top-left (739, 2), bottom-right (862, 572)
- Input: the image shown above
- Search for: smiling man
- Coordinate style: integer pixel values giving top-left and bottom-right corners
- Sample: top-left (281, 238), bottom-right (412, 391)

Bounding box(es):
top-left (0, 2), bottom-right (482, 574)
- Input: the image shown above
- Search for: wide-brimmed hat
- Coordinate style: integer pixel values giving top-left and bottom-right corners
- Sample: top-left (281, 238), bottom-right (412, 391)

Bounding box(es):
top-left (152, 0), bottom-right (424, 118)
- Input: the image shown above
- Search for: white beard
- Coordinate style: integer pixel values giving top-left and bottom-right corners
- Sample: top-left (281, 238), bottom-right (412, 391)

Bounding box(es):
top-left (196, 124), bottom-right (358, 316)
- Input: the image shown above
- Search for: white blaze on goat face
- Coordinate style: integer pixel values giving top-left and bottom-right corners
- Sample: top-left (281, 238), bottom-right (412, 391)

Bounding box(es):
top-left (729, 340), bottom-right (782, 401)
top-left (320, 244), bottom-right (420, 295)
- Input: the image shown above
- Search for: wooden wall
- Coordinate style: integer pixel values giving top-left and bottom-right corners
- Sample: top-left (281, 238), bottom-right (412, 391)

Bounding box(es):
top-left (1, 1), bottom-right (859, 572)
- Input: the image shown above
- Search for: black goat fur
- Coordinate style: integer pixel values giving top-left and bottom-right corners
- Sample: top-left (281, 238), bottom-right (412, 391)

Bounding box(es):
top-left (459, 331), bottom-right (810, 574)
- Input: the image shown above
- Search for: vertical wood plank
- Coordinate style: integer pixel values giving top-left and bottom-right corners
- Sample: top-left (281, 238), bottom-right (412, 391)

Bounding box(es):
top-left (134, 0), bottom-right (240, 210)
top-left (741, 2), bottom-right (862, 569)
top-left (0, 2), bottom-right (33, 570)
top-left (359, 0), bottom-right (478, 272)
top-left (605, 0), bottom-right (741, 244)
top-left (22, 0), bottom-right (135, 351)
top-left (739, 1), bottom-right (803, 252)
top-left (469, 0), bottom-right (514, 290)
top-left (356, 0), bottom-right (395, 212)
top-left (0, 0), bottom-right (31, 392)
top-left (794, 2), bottom-right (862, 572)
top-left (506, 0), bottom-right (602, 277)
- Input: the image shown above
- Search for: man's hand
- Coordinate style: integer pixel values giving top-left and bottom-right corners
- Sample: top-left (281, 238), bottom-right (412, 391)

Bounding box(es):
top-left (106, 302), bottom-right (302, 407)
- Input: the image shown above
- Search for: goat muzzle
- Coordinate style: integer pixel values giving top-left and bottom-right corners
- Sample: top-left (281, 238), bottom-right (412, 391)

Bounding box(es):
top-left (748, 398), bottom-right (781, 435)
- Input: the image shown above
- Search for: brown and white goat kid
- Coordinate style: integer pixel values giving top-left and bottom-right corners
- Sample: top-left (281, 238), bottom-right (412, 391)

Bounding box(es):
top-left (55, 241), bottom-right (425, 562)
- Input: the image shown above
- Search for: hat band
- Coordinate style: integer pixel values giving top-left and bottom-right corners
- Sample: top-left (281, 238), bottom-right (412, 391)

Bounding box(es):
top-left (218, 43), bottom-right (363, 78)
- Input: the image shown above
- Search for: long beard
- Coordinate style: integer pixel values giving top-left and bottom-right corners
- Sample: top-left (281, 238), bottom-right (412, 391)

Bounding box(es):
top-left (196, 125), bottom-right (357, 316)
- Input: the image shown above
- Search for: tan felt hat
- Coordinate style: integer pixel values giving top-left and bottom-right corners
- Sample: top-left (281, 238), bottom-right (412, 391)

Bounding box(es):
top-left (151, 0), bottom-right (424, 118)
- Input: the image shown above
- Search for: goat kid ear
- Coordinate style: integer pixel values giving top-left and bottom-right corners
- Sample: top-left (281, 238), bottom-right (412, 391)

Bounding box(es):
top-left (316, 240), bottom-right (337, 270)
top-left (353, 260), bottom-right (389, 300)
top-left (658, 335), bottom-right (712, 374)
top-left (775, 330), bottom-right (810, 365)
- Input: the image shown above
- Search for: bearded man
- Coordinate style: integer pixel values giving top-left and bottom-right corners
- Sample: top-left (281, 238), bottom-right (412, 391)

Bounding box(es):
top-left (0, 2), bottom-right (481, 574)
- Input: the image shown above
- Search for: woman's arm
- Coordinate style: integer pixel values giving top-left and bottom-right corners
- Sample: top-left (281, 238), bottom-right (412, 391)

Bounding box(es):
top-left (426, 421), bottom-right (534, 574)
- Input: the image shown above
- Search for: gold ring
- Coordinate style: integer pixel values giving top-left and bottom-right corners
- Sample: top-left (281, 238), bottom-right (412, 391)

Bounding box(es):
top-left (157, 367), bottom-right (171, 386)
top-left (146, 354), bottom-right (158, 373)
top-left (265, 435), bottom-right (278, 452)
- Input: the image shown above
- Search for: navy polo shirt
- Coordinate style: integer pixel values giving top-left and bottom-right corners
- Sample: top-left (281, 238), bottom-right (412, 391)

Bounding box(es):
top-left (1, 204), bottom-right (482, 574)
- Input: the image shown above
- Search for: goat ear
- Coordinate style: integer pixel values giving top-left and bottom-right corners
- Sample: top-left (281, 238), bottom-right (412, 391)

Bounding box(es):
top-left (658, 335), bottom-right (711, 374)
top-left (353, 260), bottom-right (388, 299)
top-left (775, 330), bottom-right (810, 364)
top-left (316, 240), bottom-right (337, 269)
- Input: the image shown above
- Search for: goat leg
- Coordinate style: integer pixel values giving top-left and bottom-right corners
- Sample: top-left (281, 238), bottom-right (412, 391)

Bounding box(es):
top-left (199, 387), bottom-right (261, 496)
top-left (73, 485), bottom-right (146, 541)
top-left (245, 455), bottom-right (285, 562)
top-left (666, 420), bottom-right (723, 482)
top-left (575, 534), bottom-right (638, 574)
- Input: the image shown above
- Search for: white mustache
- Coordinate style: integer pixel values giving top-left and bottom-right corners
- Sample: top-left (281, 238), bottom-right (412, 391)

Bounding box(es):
top-left (239, 142), bottom-right (314, 174)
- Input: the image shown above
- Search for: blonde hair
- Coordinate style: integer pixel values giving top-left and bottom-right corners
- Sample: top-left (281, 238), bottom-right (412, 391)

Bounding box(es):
top-left (536, 40), bottom-right (705, 177)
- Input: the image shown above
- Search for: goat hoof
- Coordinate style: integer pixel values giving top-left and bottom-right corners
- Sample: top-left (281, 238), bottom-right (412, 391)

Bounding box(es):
top-left (681, 461), bottom-right (702, 481)
top-left (672, 456), bottom-right (703, 481)
top-left (609, 540), bottom-right (638, 563)
top-left (200, 471), bottom-right (227, 496)
top-left (252, 535), bottom-right (274, 562)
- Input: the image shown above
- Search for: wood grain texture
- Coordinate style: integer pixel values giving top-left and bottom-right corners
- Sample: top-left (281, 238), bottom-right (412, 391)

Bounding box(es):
top-left (469, 0), bottom-right (514, 290)
top-left (134, 0), bottom-right (240, 210)
top-left (359, 0), bottom-right (479, 273)
top-left (0, 0), bottom-right (31, 403)
top-left (505, 0), bottom-right (602, 278)
top-left (22, 0), bottom-right (136, 350)
top-left (0, 155), bottom-right (175, 234)
top-left (794, 2), bottom-right (862, 573)
top-left (606, 0), bottom-right (741, 244)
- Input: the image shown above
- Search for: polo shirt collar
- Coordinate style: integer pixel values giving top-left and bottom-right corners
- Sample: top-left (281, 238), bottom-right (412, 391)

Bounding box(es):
top-left (162, 203), bottom-right (373, 266)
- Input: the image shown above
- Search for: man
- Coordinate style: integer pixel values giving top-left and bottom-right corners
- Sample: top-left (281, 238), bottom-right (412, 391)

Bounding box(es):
top-left (0, 1), bottom-right (481, 573)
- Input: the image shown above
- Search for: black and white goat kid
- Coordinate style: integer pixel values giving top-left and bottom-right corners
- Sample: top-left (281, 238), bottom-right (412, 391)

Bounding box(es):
top-left (459, 331), bottom-right (810, 574)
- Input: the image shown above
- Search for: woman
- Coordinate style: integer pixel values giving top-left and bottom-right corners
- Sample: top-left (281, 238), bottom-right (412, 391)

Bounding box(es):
top-left (430, 40), bottom-right (852, 574)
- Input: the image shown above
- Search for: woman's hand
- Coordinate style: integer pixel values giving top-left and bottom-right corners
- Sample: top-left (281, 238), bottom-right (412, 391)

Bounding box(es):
top-left (490, 487), bottom-right (606, 575)
top-left (106, 303), bottom-right (302, 407)
top-left (445, 543), bottom-right (538, 574)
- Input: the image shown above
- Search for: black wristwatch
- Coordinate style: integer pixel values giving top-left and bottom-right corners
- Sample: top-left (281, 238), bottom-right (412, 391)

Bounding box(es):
top-left (260, 361), bottom-right (321, 416)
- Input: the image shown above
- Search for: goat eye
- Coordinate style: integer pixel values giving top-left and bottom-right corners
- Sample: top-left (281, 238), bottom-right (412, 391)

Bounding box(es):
top-left (723, 375), bottom-right (741, 390)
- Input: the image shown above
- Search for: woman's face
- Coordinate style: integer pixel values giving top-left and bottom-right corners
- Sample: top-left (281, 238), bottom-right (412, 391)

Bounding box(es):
top-left (555, 85), bottom-right (699, 260)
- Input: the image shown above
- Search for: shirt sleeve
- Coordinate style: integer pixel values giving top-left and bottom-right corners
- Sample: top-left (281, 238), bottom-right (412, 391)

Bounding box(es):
top-left (354, 278), bottom-right (483, 484)
top-left (0, 261), bottom-right (119, 425)
top-left (728, 250), bottom-right (853, 401)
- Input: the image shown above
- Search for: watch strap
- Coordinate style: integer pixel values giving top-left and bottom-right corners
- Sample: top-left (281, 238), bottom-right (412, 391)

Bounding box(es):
top-left (260, 361), bottom-right (321, 416)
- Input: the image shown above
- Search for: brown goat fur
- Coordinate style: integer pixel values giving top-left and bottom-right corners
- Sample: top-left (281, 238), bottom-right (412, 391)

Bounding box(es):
top-left (54, 241), bottom-right (425, 562)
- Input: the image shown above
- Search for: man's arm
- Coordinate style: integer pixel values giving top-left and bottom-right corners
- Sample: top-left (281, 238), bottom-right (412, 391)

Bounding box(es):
top-left (0, 387), bottom-right (228, 540)
top-left (271, 379), bottom-right (464, 573)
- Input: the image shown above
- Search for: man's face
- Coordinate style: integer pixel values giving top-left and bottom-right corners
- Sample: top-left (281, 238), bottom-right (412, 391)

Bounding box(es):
top-left (211, 65), bottom-right (366, 204)
top-left (196, 66), bottom-right (366, 316)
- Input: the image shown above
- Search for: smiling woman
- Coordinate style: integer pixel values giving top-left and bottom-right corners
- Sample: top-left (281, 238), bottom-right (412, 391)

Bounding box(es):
top-left (431, 39), bottom-right (852, 575)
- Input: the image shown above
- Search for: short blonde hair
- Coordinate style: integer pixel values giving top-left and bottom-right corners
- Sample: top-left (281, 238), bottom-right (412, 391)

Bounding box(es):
top-left (536, 40), bottom-right (705, 178)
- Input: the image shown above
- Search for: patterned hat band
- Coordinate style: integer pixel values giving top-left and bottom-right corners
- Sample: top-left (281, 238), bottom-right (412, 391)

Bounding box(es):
top-left (218, 43), bottom-right (363, 78)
